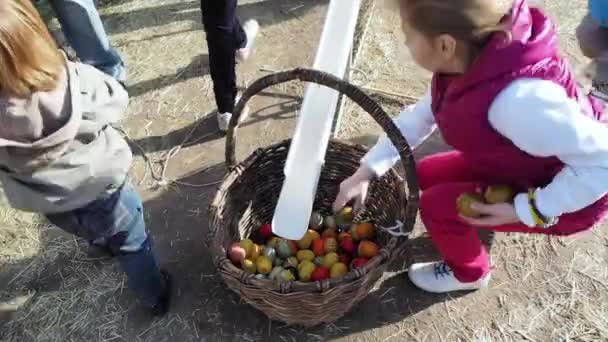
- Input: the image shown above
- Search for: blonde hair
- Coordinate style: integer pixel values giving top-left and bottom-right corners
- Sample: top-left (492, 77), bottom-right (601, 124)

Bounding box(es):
top-left (396, 0), bottom-right (510, 49)
top-left (0, 0), bottom-right (64, 98)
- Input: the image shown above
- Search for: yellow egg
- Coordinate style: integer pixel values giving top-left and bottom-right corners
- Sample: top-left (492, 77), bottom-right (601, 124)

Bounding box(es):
top-left (283, 256), bottom-right (299, 270)
top-left (297, 259), bottom-right (314, 272)
top-left (249, 244), bottom-right (261, 261)
top-left (330, 262), bottom-right (348, 279)
top-left (297, 234), bottom-right (313, 250)
top-left (267, 237), bottom-right (280, 248)
top-left (242, 259), bottom-right (256, 274)
top-left (278, 270), bottom-right (295, 282)
top-left (240, 239), bottom-right (255, 258)
top-left (307, 229), bottom-right (321, 241)
top-left (296, 249), bottom-right (315, 263)
top-left (456, 193), bottom-right (484, 218)
top-left (322, 252), bottom-right (339, 269)
top-left (298, 260), bottom-right (316, 282)
top-left (484, 185), bottom-right (514, 204)
top-left (335, 207), bottom-right (354, 229)
top-left (255, 256), bottom-right (273, 274)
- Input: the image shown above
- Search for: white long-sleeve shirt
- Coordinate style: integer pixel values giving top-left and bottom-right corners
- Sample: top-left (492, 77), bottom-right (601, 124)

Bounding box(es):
top-left (361, 79), bottom-right (608, 226)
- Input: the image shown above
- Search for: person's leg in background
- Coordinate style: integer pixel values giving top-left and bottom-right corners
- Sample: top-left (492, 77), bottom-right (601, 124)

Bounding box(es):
top-left (200, 0), bottom-right (258, 132)
top-left (577, 1), bottom-right (608, 99)
top-left (46, 183), bottom-right (171, 315)
top-left (50, 0), bottom-right (126, 83)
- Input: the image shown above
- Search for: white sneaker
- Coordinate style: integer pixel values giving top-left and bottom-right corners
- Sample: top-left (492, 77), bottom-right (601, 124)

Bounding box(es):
top-left (408, 261), bottom-right (490, 293)
top-left (236, 19), bottom-right (259, 63)
top-left (217, 112), bottom-right (232, 132)
top-left (217, 96), bottom-right (250, 132)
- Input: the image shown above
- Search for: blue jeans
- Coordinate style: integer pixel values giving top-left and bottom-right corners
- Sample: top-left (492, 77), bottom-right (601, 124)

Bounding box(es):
top-left (50, 0), bottom-right (126, 82)
top-left (590, 0), bottom-right (608, 27)
top-left (46, 183), bottom-right (162, 307)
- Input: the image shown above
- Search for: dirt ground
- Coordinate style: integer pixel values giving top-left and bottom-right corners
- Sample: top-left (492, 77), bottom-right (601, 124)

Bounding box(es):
top-left (1, 0), bottom-right (607, 341)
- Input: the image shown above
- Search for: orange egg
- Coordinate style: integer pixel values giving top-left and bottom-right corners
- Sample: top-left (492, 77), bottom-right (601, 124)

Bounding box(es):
top-left (355, 223), bottom-right (375, 240)
top-left (358, 240), bottom-right (379, 259)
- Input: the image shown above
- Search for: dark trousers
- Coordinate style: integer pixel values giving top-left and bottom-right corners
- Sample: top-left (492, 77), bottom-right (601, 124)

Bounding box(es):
top-left (200, 0), bottom-right (247, 114)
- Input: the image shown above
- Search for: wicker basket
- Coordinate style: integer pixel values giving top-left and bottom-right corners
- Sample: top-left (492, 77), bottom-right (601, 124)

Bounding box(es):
top-left (208, 68), bottom-right (419, 327)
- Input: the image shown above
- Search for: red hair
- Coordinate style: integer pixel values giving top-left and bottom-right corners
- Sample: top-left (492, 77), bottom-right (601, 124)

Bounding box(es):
top-left (0, 0), bottom-right (64, 98)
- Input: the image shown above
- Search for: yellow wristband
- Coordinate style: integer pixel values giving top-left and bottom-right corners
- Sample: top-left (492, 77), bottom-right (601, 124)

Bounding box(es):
top-left (528, 202), bottom-right (545, 226)
top-left (527, 190), bottom-right (547, 226)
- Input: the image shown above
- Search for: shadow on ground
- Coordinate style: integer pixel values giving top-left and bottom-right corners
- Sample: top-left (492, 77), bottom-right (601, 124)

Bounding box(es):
top-left (100, 0), bottom-right (328, 36)
top-left (127, 54), bottom-right (210, 98)
top-left (129, 88), bottom-right (301, 156)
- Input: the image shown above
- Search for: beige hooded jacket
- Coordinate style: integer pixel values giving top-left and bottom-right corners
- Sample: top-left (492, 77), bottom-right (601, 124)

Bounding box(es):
top-left (0, 57), bottom-right (132, 213)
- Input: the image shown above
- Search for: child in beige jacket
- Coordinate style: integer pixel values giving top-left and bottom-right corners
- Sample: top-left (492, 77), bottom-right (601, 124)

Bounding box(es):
top-left (0, 0), bottom-right (170, 315)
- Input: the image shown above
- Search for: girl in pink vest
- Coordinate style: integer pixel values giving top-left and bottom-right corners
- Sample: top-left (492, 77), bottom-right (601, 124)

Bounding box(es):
top-left (334, 0), bottom-right (608, 293)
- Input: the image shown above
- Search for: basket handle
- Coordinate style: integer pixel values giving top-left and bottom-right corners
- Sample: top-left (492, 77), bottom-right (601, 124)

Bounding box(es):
top-left (225, 68), bottom-right (419, 237)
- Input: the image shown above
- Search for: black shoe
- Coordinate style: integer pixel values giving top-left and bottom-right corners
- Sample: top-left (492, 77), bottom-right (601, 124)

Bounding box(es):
top-left (150, 269), bottom-right (172, 317)
top-left (85, 244), bottom-right (114, 259)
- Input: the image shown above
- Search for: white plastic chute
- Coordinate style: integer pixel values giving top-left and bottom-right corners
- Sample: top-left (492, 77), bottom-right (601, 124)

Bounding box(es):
top-left (272, 0), bottom-right (362, 240)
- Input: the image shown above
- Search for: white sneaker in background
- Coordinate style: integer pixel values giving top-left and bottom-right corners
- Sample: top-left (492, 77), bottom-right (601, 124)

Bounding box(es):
top-left (217, 112), bottom-right (232, 132)
top-left (217, 96), bottom-right (250, 132)
top-left (236, 19), bottom-right (259, 63)
top-left (408, 261), bottom-right (491, 293)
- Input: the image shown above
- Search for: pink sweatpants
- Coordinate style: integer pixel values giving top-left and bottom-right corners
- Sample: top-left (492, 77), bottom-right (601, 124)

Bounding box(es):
top-left (418, 151), bottom-right (608, 282)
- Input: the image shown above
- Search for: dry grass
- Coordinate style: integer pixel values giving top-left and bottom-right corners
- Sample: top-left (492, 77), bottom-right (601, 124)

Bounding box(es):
top-left (0, 211), bottom-right (40, 273)
top-left (0, 222), bottom-right (128, 342)
top-left (4, 270), bottom-right (125, 342)
top-left (337, 2), bottom-right (428, 141)
top-left (366, 233), bottom-right (608, 342)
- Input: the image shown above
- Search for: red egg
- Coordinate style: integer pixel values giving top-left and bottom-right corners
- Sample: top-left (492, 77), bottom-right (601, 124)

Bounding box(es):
top-left (339, 237), bottom-right (356, 253)
top-left (311, 266), bottom-right (331, 281)
top-left (259, 223), bottom-right (273, 240)
top-left (351, 258), bottom-right (369, 269)
top-left (338, 253), bottom-right (351, 266)
top-left (312, 239), bottom-right (325, 256)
